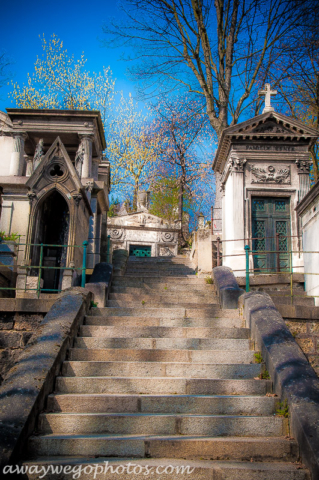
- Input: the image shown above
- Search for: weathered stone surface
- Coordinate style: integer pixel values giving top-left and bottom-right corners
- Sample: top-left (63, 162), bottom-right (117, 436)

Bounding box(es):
top-left (0, 287), bottom-right (92, 467)
top-left (0, 298), bottom-right (54, 313)
top-left (89, 262), bottom-right (113, 284)
top-left (213, 266), bottom-right (245, 309)
top-left (239, 291), bottom-right (319, 479)
top-left (85, 282), bottom-right (108, 307)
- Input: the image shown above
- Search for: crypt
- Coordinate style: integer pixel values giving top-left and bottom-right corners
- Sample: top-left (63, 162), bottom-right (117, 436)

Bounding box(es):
top-left (212, 84), bottom-right (318, 276)
top-left (0, 108), bottom-right (110, 295)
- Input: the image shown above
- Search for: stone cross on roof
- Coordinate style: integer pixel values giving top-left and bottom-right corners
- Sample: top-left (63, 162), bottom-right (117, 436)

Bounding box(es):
top-left (258, 83), bottom-right (277, 114)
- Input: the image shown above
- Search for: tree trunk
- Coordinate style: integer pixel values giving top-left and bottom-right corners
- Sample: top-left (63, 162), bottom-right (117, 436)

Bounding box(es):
top-left (133, 179), bottom-right (139, 211)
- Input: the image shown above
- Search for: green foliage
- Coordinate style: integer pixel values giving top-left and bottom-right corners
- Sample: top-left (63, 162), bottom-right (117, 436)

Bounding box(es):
top-left (260, 370), bottom-right (270, 380)
top-left (276, 400), bottom-right (289, 418)
top-left (149, 176), bottom-right (192, 223)
top-left (254, 352), bottom-right (263, 364)
top-left (0, 231), bottom-right (20, 242)
top-left (107, 197), bottom-right (120, 218)
top-left (90, 301), bottom-right (98, 308)
top-left (205, 277), bottom-right (214, 284)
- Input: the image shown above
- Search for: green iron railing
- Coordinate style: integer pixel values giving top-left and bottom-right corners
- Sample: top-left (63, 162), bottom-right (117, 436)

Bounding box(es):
top-left (216, 235), bottom-right (319, 305)
top-left (0, 240), bottom-right (89, 298)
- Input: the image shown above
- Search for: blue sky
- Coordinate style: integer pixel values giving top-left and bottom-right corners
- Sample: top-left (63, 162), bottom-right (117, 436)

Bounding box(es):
top-left (0, 0), bottom-right (136, 111)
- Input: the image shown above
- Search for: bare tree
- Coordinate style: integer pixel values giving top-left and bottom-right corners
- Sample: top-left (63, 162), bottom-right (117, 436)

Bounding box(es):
top-left (150, 95), bottom-right (214, 242)
top-left (263, 17), bottom-right (319, 180)
top-left (103, 0), bottom-right (311, 137)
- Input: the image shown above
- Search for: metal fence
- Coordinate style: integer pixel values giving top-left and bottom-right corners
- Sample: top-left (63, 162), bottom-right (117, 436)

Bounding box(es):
top-left (214, 235), bottom-right (319, 304)
top-left (0, 240), bottom-right (88, 298)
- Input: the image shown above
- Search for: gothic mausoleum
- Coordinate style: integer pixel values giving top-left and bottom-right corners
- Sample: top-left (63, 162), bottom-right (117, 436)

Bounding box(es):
top-left (212, 85), bottom-right (318, 275)
top-left (0, 109), bottom-right (110, 295)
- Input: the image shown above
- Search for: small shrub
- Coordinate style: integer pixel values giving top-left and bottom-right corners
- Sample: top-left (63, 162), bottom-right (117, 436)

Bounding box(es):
top-left (260, 370), bottom-right (270, 380)
top-left (141, 300), bottom-right (145, 305)
top-left (205, 277), bottom-right (213, 284)
top-left (276, 400), bottom-right (289, 418)
top-left (0, 231), bottom-right (20, 242)
top-left (254, 352), bottom-right (263, 364)
top-left (90, 301), bottom-right (98, 308)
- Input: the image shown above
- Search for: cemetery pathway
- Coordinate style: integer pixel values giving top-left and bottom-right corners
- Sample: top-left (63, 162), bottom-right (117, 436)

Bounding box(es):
top-left (25, 256), bottom-right (310, 479)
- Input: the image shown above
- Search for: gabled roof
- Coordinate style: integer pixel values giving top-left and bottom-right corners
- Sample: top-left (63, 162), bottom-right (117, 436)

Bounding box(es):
top-left (26, 136), bottom-right (92, 215)
top-left (26, 136), bottom-right (82, 190)
top-left (213, 111), bottom-right (319, 173)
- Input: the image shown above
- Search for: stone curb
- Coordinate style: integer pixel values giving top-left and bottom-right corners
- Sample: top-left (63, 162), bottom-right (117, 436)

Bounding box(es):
top-left (86, 262), bottom-right (113, 307)
top-left (0, 287), bottom-right (93, 467)
top-left (113, 249), bottom-right (129, 276)
top-left (213, 266), bottom-right (245, 309)
top-left (239, 291), bottom-right (319, 479)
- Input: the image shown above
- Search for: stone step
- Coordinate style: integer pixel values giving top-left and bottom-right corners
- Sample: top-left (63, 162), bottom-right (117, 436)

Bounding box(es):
top-left (124, 272), bottom-right (197, 277)
top-left (89, 307), bottom-right (240, 319)
top-left (107, 300), bottom-right (222, 308)
top-left (80, 325), bottom-right (250, 339)
top-left (62, 361), bottom-right (261, 379)
top-left (108, 293), bottom-right (219, 303)
top-left (272, 296), bottom-right (314, 307)
top-left (126, 265), bottom-right (195, 271)
top-left (47, 393), bottom-right (276, 415)
top-left (112, 276), bottom-right (208, 285)
top-left (111, 285), bottom-right (216, 293)
top-left (74, 337), bottom-right (251, 351)
top-left (69, 348), bottom-right (254, 363)
top-left (55, 376), bottom-right (270, 395)
top-left (37, 412), bottom-right (287, 437)
top-left (84, 315), bottom-right (244, 328)
top-left (26, 439), bottom-right (300, 464)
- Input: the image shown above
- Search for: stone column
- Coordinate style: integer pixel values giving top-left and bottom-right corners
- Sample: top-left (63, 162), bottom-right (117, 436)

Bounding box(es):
top-left (25, 155), bottom-right (33, 177)
top-left (87, 197), bottom-right (101, 269)
top-left (9, 135), bottom-right (25, 176)
top-left (213, 173), bottom-right (223, 235)
top-left (296, 160), bottom-right (312, 201)
top-left (81, 135), bottom-right (93, 178)
top-left (224, 157), bottom-right (246, 275)
top-left (92, 157), bottom-right (100, 181)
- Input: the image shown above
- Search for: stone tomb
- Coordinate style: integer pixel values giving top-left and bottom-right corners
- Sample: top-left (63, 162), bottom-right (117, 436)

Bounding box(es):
top-left (108, 192), bottom-right (179, 257)
top-left (213, 100), bottom-right (318, 276)
top-left (0, 109), bottom-right (110, 296)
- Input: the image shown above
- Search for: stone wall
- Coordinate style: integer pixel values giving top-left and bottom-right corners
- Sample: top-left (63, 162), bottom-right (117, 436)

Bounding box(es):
top-left (0, 312), bottom-right (45, 385)
top-left (284, 318), bottom-right (319, 376)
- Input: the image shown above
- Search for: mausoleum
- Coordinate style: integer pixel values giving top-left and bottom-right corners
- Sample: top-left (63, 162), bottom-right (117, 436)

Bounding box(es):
top-left (212, 85), bottom-right (318, 275)
top-left (0, 108), bottom-right (110, 295)
top-left (108, 191), bottom-right (180, 257)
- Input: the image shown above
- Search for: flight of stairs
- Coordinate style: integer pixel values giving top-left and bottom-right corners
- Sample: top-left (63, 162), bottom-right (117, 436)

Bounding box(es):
top-left (25, 256), bottom-right (310, 479)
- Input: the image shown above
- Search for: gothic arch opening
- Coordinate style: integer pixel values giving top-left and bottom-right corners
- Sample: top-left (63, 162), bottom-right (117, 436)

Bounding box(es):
top-left (32, 190), bottom-right (70, 292)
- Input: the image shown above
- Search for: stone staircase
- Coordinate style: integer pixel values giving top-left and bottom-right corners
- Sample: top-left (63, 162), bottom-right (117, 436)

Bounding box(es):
top-left (25, 256), bottom-right (310, 479)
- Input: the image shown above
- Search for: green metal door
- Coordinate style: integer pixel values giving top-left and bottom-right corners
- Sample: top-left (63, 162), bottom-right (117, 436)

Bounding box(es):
top-left (129, 245), bottom-right (152, 257)
top-left (252, 197), bottom-right (290, 273)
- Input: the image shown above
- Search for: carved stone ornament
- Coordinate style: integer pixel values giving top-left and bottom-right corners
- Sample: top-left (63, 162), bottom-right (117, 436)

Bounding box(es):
top-left (295, 159), bottom-right (312, 174)
top-left (229, 157), bottom-right (246, 173)
top-left (85, 181), bottom-right (94, 193)
top-left (251, 165), bottom-right (291, 184)
top-left (33, 139), bottom-right (44, 170)
top-left (110, 229), bottom-right (124, 240)
top-left (160, 246), bottom-right (174, 257)
top-left (75, 141), bottom-right (85, 177)
top-left (72, 193), bottom-right (83, 206)
top-left (161, 232), bottom-right (175, 243)
top-left (27, 190), bottom-right (37, 204)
